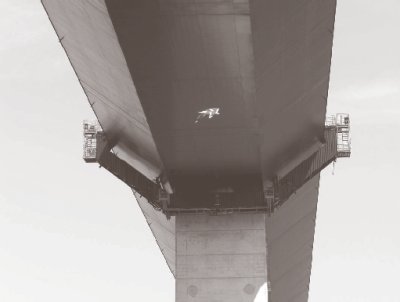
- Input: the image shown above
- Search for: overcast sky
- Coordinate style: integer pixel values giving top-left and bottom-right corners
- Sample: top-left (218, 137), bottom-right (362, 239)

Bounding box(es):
top-left (1, 1), bottom-right (399, 301)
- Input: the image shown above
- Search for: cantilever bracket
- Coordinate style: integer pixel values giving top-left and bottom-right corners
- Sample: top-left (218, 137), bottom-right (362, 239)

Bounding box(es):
top-left (270, 126), bottom-right (339, 211)
top-left (83, 121), bottom-right (166, 210)
top-left (83, 115), bottom-right (350, 216)
top-left (276, 139), bottom-right (324, 180)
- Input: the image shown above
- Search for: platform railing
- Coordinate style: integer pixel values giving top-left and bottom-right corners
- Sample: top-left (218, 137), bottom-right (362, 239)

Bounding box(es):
top-left (83, 120), bottom-right (102, 162)
top-left (325, 113), bottom-right (351, 157)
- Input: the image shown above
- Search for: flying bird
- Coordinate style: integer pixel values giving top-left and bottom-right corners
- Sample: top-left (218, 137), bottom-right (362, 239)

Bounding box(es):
top-left (195, 108), bottom-right (220, 124)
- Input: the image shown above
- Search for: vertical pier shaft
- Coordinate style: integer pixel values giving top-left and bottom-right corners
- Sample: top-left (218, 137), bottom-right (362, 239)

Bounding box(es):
top-left (175, 213), bottom-right (267, 302)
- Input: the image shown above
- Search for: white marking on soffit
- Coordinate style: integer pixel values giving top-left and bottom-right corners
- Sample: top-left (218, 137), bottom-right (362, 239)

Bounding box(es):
top-left (195, 108), bottom-right (220, 124)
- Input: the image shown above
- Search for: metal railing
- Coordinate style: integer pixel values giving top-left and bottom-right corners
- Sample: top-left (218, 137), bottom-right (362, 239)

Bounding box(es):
top-left (83, 120), bottom-right (102, 162)
top-left (325, 113), bottom-right (351, 157)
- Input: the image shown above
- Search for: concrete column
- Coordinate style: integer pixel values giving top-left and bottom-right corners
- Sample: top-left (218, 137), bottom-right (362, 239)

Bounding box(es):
top-left (175, 213), bottom-right (268, 302)
top-left (136, 175), bottom-right (321, 302)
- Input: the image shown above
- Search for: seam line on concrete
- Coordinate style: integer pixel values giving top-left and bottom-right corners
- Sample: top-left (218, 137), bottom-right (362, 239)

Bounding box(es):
top-left (176, 276), bottom-right (267, 280)
top-left (176, 252), bottom-right (267, 256)
top-left (176, 228), bottom-right (265, 233)
top-left (81, 80), bottom-right (151, 133)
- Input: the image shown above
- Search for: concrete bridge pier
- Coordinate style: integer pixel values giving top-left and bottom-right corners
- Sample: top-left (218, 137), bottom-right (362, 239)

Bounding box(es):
top-left (175, 213), bottom-right (268, 302)
top-left (136, 174), bottom-right (321, 302)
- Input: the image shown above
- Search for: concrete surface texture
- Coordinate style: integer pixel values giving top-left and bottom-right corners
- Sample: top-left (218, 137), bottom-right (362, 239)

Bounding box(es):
top-left (41, 0), bottom-right (165, 181)
top-left (42, 0), bottom-right (336, 186)
top-left (135, 191), bottom-right (177, 276)
top-left (175, 213), bottom-right (267, 302)
top-left (266, 175), bottom-right (320, 302)
top-left (133, 174), bottom-right (320, 302)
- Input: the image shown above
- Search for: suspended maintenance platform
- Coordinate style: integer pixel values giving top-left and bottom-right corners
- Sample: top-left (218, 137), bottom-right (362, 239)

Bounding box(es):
top-left (43, 0), bottom-right (351, 301)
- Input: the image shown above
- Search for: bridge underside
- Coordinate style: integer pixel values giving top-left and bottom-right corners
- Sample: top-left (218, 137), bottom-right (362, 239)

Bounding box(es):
top-left (42, 1), bottom-right (339, 302)
top-left (42, 0), bottom-right (336, 192)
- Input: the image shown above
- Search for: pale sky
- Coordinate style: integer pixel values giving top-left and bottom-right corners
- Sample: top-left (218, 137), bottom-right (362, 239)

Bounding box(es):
top-left (1, 1), bottom-right (399, 301)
